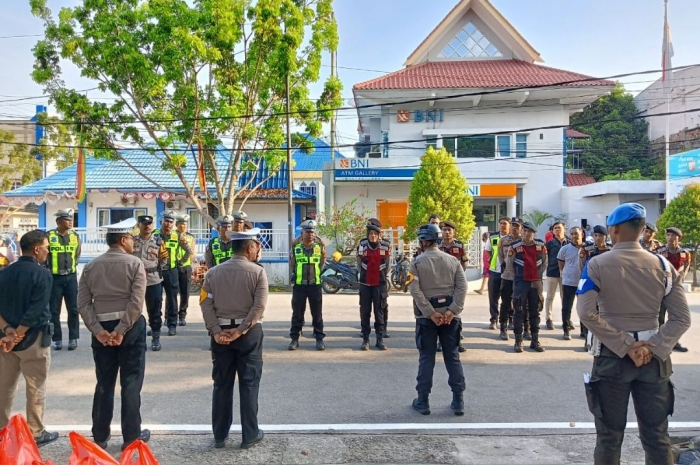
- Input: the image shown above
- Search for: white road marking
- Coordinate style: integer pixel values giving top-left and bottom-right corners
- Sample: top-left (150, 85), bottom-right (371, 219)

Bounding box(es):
top-left (46, 422), bottom-right (700, 432)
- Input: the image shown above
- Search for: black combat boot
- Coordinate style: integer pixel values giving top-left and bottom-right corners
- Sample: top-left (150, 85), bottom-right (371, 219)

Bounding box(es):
top-left (412, 393), bottom-right (430, 415)
top-left (563, 330), bottom-right (571, 340)
top-left (514, 335), bottom-right (523, 353)
top-left (499, 323), bottom-right (509, 341)
top-left (507, 317), bottom-right (514, 330)
top-left (151, 332), bottom-right (161, 352)
top-left (451, 392), bottom-right (465, 416)
top-left (375, 335), bottom-right (387, 351)
top-left (361, 339), bottom-right (370, 351)
top-left (523, 328), bottom-right (531, 340)
top-left (530, 334), bottom-right (545, 352)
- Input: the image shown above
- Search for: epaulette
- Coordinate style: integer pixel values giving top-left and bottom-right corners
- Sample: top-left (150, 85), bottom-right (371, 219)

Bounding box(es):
top-left (534, 239), bottom-right (546, 245)
top-left (510, 239), bottom-right (524, 248)
top-left (453, 239), bottom-right (463, 246)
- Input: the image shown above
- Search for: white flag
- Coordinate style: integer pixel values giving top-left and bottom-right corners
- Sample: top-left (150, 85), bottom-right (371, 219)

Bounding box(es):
top-left (662, 0), bottom-right (674, 93)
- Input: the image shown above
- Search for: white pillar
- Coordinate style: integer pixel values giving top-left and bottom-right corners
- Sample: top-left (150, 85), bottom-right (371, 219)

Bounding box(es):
top-left (507, 197), bottom-right (517, 218)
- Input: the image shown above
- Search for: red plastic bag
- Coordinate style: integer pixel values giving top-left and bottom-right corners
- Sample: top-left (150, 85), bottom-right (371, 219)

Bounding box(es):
top-left (0, 414), bottom-right (53, 465)
top-left (119, 440), bottom-right (159, 465)
top-left (68, 431), bottom-right (118, 465)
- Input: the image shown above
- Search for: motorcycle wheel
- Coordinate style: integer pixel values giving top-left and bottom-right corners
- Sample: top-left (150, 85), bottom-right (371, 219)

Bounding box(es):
top-left (391, 273), bottom-right (403, 290)
top-left (322, 280), bottom-right (341, 294)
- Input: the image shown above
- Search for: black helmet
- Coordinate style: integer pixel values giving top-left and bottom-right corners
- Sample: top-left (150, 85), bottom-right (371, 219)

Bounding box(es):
top-left (417, 223), bottom-right (442, 242)
top-left (366, 223), bottom-right (381, 233)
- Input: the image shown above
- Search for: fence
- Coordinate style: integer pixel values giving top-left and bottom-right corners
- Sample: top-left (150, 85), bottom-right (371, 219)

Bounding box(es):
top-left (381, 227), bottom-right (483, 269)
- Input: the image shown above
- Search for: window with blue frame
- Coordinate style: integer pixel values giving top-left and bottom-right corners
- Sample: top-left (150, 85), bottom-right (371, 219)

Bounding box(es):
top-left (97, 208), bottom-right (147, 226)
top-left (497, 135), bottom-right (511, 158)
top-left (516, 134), bottom-right (528, 158)
top-left (299, 182), bottom-right (317, 197)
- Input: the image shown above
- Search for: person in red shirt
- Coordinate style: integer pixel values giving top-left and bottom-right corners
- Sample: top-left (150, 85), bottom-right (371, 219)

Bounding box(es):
top-left (357, 222), bottom-right (391, 351)
top-left (655, 226), bottom-right (691, 352)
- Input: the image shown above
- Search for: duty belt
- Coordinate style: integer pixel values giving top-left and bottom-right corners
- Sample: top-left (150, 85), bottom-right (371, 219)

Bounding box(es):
top-left (97, 311), bottom-right (126, 322)
top-left (626, 329), bottom-right (658, 341)
top-left (145, 266), bottom-right (159, 274)
top-left (56, 270), bottom-right (74, 276)
top-left (218, 318), bottom-right (247, 326)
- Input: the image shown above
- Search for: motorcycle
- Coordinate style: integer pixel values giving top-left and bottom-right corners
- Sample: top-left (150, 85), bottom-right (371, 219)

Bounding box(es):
top-left (391, 254), bottom-right (411, 291)
top-left (321, 259), bottom-right (361, 294)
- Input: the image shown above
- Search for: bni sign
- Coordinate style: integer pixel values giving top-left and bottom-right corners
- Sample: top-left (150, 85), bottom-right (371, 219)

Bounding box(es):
top-left (467, 185), bottom-right (480, 197)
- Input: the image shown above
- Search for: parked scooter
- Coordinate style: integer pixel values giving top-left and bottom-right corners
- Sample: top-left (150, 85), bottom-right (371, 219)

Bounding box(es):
top-left (321, 258), bottom-right (361, 294)
top-left (391, 254), bottom-right (410, 291)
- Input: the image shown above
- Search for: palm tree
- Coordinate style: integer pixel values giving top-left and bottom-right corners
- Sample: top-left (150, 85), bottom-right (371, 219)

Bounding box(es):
top-left (523, 209), bottom-right (554, 230)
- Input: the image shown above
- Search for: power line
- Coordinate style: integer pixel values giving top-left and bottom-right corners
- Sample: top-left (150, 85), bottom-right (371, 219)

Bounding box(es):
top-left (0, 34), bottom-right (43, 39)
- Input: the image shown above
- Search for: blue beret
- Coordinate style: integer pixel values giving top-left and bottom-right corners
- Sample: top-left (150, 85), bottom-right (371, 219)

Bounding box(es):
top-left (606, 203), bottom-right (646, 227)
top-left (522, 221), bottom-right (537, 232)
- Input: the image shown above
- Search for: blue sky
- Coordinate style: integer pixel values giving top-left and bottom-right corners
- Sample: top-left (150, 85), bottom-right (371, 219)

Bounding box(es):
top-left (1, 0), bottom-right (699, 155)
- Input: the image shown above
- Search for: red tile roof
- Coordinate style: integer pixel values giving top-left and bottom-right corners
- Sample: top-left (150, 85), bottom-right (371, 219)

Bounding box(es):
top-left (566, 128), bottom-right (590, 139)
top-left (566, 173), bottom-right (596, 186)
top-left (353, 60), bottom-right (615, 91)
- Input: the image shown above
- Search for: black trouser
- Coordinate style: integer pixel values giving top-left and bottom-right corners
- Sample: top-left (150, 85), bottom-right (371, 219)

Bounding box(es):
top-left (382, 281), bottom-right (390, 331)
top-left (145, 283), bottom-right (163, 333)
top-left (290, 284), bottom-right (324, 340)
top-left (513, 281), bottom-right (541, 335)
top-left (178, 265), bottom-right (192, 319)
top-left (585, 346), bottom-right (674, 465)
top-left (211, 323), bottom-right (263, 444)
top-left (561, 285), bottom-right (578, 330)
top-left (359, 285), bottom-right (386, 338)
top-left (499, 279), bottom-right (513, 326)
top-left (487, 272), bottom-right (502, 323)
top-left (50, 273), bottom-right (80, 342)
top-left (162, 268), bottom-right (179, 328)
top-left (91, 316), bottom-right (146, 444)
top-left (415, 318), bottom-right (465, 395)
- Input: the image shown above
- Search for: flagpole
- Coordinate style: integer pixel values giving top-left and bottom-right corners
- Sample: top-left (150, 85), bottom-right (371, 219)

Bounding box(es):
top-left (663, 0), bottom-right (672, 203)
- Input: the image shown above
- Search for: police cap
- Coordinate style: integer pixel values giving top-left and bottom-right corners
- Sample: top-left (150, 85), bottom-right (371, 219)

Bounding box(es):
top-left (645, 222), bottom-right (658, 233)
top-left (161, 210), bottom-right (176, 221)
top-left (103, 218), bottom-right (137, 234)
top-left (218, 215), bottom-right (234, 226)
top-left (665, 227), bottom-right (683, 239)
top-left (55, 208), bottom-right (74, 220)
top-left (522, 221), bottom-right (537, 233)
top-left (233, 211), bottom-right (248, 221)
top-left (226, 228), bottom-right (261, 241)
top-left (593, 225), bottom-right (608, 236)
top-left (511, 217), bottom-right (524, 225)
top-left (176, 214), bottom-right (190, 224)
top-left (442, 221), bottom-right (457, 230)
top-left (138, 215), bottom-right (154, 224)
top-left (367, 218), bottom-right (382, 228)
top-left (606, 203), bottom-right (646, 227)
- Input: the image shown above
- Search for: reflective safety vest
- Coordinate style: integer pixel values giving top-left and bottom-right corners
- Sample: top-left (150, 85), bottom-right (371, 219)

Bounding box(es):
top-left (211, 238), bottom-right (233, 265)
top-left (294, 243), bottom-right (323, 285)
top-left (154, 229), bottom-right (179, 269)
top-left (489, 235), bottom-right (501, 271)
top-left (177, 233), bottom-right (195, 267)
top-left (48, 230), bottom-right (79, 274)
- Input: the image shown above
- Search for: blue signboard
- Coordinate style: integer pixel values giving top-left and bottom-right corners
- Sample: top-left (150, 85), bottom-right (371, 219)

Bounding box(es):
top-left (336, 168), bottom-right (418, 181)
top-left (669, 149), bottom-right (700, 179)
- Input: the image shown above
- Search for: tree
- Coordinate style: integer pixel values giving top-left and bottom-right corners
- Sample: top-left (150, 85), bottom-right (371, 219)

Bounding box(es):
top-left (29, 0), bottom-right (342, 225)
top-left (316, 198), bottom-right (373, 256)
top-left (656, 183), bottom-right (700, 287)
top-left (405, 147), bottom-right (474, 240)
top-left (571, 83), bottom-right (659, 181)
top-left (522, 209), bottom-right (553, 230)
top-left (600, 168), bottom-right (651, 181)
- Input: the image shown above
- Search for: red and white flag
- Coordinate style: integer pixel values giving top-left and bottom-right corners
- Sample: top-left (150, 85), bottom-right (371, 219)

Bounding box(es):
top-left (661, 0), bottom-right (674, 93)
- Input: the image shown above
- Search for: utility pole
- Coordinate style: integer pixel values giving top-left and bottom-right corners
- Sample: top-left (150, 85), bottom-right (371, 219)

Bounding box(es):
top-left (286, 71), bottom-right (294, 279)
top-left (329, 14), bottom-right (337, 211)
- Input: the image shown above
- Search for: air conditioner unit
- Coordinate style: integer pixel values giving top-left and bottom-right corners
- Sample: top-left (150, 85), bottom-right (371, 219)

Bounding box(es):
top-left (166, 200), bottom-right (180, 210)
top-left (367, 151), bottom-right (382, 158)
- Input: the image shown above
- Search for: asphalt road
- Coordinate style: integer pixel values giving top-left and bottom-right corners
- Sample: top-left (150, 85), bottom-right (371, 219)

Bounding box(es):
top-left (7, 287), bottom-right (700, 464)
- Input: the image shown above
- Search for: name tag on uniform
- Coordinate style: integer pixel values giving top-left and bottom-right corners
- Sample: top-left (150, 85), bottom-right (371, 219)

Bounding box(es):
top-left (452, 248), bottom-right (459, 253)
top-left (536, 245), bottom-right (542, 252)
top-left (380, 250), bottom-right (386, 256)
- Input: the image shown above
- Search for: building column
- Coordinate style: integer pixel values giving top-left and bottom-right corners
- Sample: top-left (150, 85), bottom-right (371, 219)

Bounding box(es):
top-left (507, 197), bottom-right (517, 218)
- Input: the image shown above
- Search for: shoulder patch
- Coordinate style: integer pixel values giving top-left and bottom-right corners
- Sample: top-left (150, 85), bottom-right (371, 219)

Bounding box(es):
top-left (576, 263), bottom-right (600, 295)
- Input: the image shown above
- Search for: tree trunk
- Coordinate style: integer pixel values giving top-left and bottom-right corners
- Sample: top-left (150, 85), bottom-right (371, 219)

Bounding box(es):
top-left (693, 245), bottom-right (698, 289)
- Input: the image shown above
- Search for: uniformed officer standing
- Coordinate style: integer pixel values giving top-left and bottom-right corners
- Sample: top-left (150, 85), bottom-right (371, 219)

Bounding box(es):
top-left (288, 222), bottom-right (326, 351)
top-left (357, 222), bottom-right (391, 351)
top-left (293, 220), bottom-right (326, 247)
top-left (409, 224), bottom-right (467, 416)
top-left (639, 223), bottom-right (662, 252)
top-left (175, 214), bottom-right (197, 327)
top-left (367, 217), bottom-right (392, 339)
top-left (232, 210), bottom-right (248, 232)
top-left (484, 218), bottom-right (511, 330)
top-left (205, 215), bottom-right (235, 268)
top-left (77, 218), bottom-right (150, 451)
top-left (577, 203), bottom-right (690, 465)
top-left (201, 228), bottom-right (267, 450)
top-left (132, 215), bottom-right (168, 351)
top-left (579, 225), bottom-right (612, 343)
top-left (438, 221), bottom-right (468, 352)
top-left (414, 214), bottom-right (441, 257)
top-left (507, 221), bottom-right (547, 353)
top-left (656, 226), bottom-right (691, 352)
top-left (496, 218), bottom-right (522, 341)
top-left (154, 210), bottom-right (191, 336)
top-left (544, 221), bottom-right (568, 331)
top-left (47, 208), bottom-right (82, 351)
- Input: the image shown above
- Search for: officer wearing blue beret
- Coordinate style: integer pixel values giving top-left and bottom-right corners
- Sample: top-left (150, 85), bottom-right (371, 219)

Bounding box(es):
top-left (576, 203), bottom-right (690, 464)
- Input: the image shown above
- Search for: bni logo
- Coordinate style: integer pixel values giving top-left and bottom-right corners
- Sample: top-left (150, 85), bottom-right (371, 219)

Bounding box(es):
top-left (341, 159), bottom-right (369, 169)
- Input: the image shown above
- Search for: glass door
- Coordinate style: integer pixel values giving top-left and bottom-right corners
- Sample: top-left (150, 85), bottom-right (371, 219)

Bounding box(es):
top-left (473, 204), bottom-right (497, 233)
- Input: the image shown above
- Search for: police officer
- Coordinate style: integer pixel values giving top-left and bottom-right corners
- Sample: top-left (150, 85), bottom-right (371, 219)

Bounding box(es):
top-left (201, 228), bottom-right (266, 450)
top-left (639, 223), bottom-right (661, 252)
top-left (557, 227), bottom-right (585, 340)
top-left (293, 219), bottom-right (326, 247)
top-left (577, 203), bottom-right (690, 465)
top-left (409, 224), bottom-right (467, 416)
top-left (232, 211), bottom-right (248, 232)
top-left (154, 210), bottom-right (191, 336)
top-left (288, 222), bottom-right (326, 351)
top-left (77, 218), bottom-right (150, 451)
top-left (484, 217), bottom-right (511, 330)
top-left (367, 217), bottom-right (392, 339)
top-left (579, 225), bottom-right (612, 342)
top-left (496, 218), bottom-right (522, 341)
top-left (507, 221), bottom-right (547, 353)
top-left (205, 215), bottom-right (235, 268)
top-left (357, 221), bottom-right (390, 351)
top-left (132, 215), bottom-right (168, 351)
top-left (47, 208), bottom-right (81, 351)
top-left (175, 214), bottom-right (197, 327)
top-left (656, 226), bottom-right (691, 352)
top-left (544, 221), bottom-right (568, 331)
top-left (438, 221), bottom-right (468, 353)
top-left (414, 214), bottom-right (441, 257)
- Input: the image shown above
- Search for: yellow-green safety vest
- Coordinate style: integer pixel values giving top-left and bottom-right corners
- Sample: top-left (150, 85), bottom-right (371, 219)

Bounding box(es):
top-left (177, 234), bottom-right (195, 267)
top-left (211, 238), bottom-right (233, 265)
top-left (48, 230), bottom-right (79, 274)
top-left (154, 229), bottom-right (180, 268)
top-left (294, 243), bottom-right (323, 285)
top-left (489, 235), bottom-right (500, 271)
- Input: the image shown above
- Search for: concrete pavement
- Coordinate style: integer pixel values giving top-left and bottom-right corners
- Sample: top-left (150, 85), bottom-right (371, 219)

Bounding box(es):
top-left (10, 288), bottom-right (700, 464)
